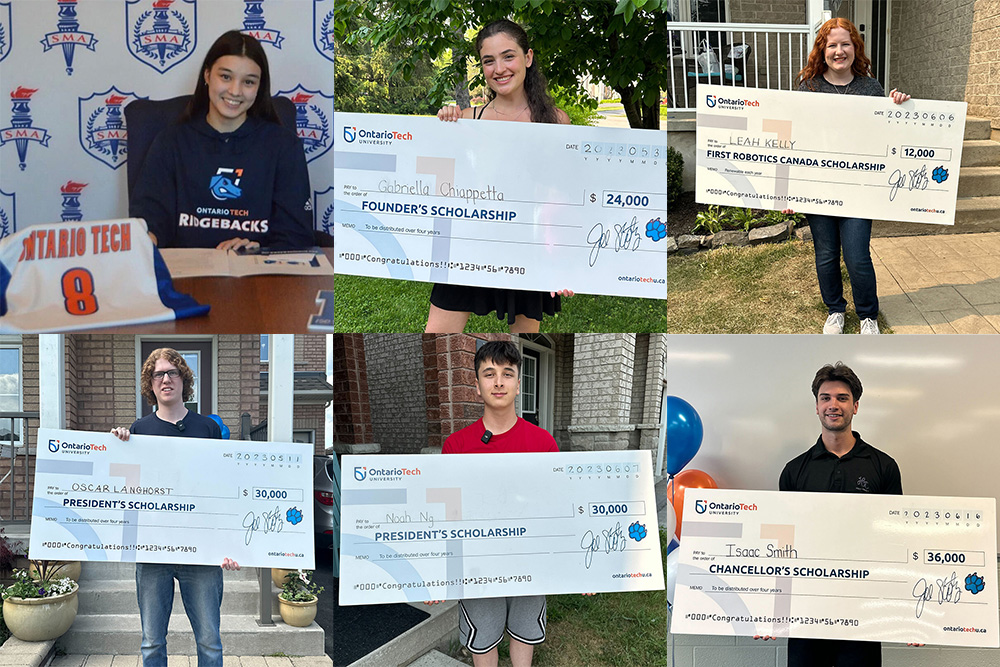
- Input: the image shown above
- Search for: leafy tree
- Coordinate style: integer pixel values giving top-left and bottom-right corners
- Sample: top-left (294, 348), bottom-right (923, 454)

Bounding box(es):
top-left (334, 0), bottom-right (666, 129)
top-left (334, 14), bottom-right (440, 115)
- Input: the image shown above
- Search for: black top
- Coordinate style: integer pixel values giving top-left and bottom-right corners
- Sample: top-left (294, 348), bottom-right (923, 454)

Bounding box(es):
top-left (779, 432), bottom-right (902, 494)
top-left (130, 410), bottom-right (222, 440)
top-left (129, 115), bottom-right (313, 249)
top-left (797, 75), bottom-right (885, 98)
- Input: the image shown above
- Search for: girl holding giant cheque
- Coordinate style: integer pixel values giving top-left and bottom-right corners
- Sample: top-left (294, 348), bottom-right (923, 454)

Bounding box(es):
top-left (786, 18), bottom-right (910, 335)
top-left (429, 19), bottom-right (574, 333)
top-left (130, 31), bottom-right (313, 250)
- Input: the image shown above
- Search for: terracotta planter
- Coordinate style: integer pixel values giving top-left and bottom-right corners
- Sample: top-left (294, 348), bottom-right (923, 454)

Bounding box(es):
top-left (271, 568), bottom-right (297, 588)
top-left (29, 561), bottom-right (81, 582)
top-left (278, 595), bottom-right (318, 627)
top-left (2, 582), bottom-right (79, 641)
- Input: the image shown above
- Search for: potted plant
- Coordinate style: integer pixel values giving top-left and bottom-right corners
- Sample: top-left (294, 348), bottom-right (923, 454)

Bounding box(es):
top-left (29, 559), bottom-right (81, 583)
top-left (277, 569), bottom-right (324, 627)
top-left (0, 528), bottom-right (26, 583)
top-left (1, 562), bottom-right (79, 641)
top-left (270, 567), bottom-right (296, 588)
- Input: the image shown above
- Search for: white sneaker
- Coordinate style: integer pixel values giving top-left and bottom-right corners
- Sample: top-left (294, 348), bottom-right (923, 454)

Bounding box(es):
top-left (860, 318), bottom-right (880, 335)
top-left (823, 312), bottom-right (845, 334)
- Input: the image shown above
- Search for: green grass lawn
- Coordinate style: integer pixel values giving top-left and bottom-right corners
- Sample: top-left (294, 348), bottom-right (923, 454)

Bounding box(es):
top-left (449, 529), bottom-right (669, 667)
top-left (334, 275), bottom-right (667, 332)
top-left (667, 240), bottom-right (892, 334)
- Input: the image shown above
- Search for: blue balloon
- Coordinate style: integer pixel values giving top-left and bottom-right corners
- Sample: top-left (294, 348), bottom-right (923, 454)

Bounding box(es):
top-left (208, 414), bottom-right (231, 440)
top-left (667, 537), bottom-right (680, 555)
top-left (666, 396), bottom-right (703, 476)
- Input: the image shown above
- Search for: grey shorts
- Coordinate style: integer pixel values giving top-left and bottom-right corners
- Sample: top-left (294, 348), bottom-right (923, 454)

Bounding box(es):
top-left (458, 596), bottom-right (547, 654)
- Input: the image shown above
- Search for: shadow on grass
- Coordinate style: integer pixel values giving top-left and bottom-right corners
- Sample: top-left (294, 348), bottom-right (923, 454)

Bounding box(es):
top-left (667, 240), bottom-right (893, 334)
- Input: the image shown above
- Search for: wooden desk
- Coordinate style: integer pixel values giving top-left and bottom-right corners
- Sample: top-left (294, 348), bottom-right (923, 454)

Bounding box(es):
top-left (101, 249), bottom-right (334, 333)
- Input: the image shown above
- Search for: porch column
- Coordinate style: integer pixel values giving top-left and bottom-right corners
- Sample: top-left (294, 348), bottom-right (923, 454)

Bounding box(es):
top-left (332, 334), bottom-right (378, 454)
top-left (266, 334), bottom-right (294, 442)
top-left (568, 334), bottom-right (636, 451)
top-left (38, 334), bottom-right (65, 429)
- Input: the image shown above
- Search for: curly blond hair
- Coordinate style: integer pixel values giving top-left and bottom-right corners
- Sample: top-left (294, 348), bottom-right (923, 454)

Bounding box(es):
top-left (140, 348), bottom-right (195, 406)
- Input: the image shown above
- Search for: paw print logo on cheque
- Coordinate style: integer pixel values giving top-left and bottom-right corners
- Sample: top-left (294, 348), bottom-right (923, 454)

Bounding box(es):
top-left (932, 166), bottom-right (949, 183)
top-left (628, 521), bottom-right (647, 542)
top-left (965, 572), bottom-right (985, 595)
top-left (286, 507), bottom-right (303, 526)
top-left (645, 217), bottom-right (666, 242)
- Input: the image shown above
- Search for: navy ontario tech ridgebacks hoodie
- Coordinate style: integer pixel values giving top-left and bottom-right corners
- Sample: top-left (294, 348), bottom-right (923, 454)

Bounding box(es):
top-left (129, 115), bottom-right (313, 249)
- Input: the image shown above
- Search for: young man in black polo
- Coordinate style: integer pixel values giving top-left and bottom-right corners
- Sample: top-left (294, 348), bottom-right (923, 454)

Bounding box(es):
top-left (773, 362), bottom-right (902, 667)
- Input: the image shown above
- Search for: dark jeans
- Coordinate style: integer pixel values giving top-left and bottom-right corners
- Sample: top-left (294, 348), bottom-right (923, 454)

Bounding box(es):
top-left (788, 638), bottom-right (881, 667)
top-left (808, 215), bottom-right (879, 320)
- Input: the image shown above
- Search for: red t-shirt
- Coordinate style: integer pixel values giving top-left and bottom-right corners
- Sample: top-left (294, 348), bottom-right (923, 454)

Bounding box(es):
top-left (442, 417), bottom-right (559, 454)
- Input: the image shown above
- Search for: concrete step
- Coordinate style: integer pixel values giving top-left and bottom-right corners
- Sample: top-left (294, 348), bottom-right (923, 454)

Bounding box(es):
top-left (58, 613), bottom-right (324, 656)
top-left (965, 117), bottom-right (992, 141)
top-left (349, 602), bottom-right (457, 667)
top-left (77, 579), bottom-right (280, 616)
top-left (961, 140), bottom-right (1000, 167)
top-left (958, 166), bottom-right (1000, 198)
top-left (81, 561), bottom-right (262, 582)
top-left (407, 649), bottom-right (468, 667)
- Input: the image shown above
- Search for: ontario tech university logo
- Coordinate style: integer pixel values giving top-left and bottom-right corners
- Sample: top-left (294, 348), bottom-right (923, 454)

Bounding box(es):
top-left (0, 2), bottom-right (13, 64)
top-left (241, 0), bottom-right (283, 48)
top-left (313, 0), bottom-right (334, 63)
top-left (343, 126), bottom-right (355, 143)
top-left (1, 87), bottom-right (51, 171)
top-left (126, 0), bottom-right (197, 74)
top-left (354, 467), bottom-right (366, 482)
top-left (40, 0), bottom-right (99, 76)
top-left (79, 88), bottom-right (145, 169)
top-left (277, 85), bottom-right (332, 163)
top-left (210, 167), bottom-right (243, 201)
top-left (314, 186), bottom-right (333, 235)
top-left (0, 189), bottom-right (15, 239)
top-left (60, 181), bottom-right (87, 222)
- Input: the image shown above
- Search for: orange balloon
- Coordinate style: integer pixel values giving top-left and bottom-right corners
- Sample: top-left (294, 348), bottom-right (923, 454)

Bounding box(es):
top-left (665, 469), bottom-right (718, 539)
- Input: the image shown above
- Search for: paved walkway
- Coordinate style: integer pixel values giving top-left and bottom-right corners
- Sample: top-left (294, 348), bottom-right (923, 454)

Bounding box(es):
top-left (872, 231), bottom-right (1000, 333)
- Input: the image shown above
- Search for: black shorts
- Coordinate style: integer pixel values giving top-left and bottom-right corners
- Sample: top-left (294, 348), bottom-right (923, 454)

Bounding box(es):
top-left (787, 638), bottom-right (881, 667)
top-left (458, 596), bottom-right (546, 654)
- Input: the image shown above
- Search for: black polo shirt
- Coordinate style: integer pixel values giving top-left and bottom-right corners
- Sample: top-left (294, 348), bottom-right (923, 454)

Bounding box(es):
top-left (779, 432), bottom-right (902, 495)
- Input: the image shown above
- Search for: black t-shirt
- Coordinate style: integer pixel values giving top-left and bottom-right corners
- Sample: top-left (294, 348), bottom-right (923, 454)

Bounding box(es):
top-left (130, 410), bottom-right (222, 440)
top-left (779, 433), bottom-right (902, 494)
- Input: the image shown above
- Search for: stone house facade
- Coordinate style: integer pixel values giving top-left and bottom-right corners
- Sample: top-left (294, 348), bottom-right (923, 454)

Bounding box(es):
top-left (331, 334), bottom-right (666, 474)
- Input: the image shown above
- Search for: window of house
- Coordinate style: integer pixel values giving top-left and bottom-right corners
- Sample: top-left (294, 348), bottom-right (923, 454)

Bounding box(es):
top-left (293, 430), bottom-right (315, 444)
top-left (0, 345), bottom-right (22, 446)
top-left (669, 0), bottom-right (727, 22)
top-left (261, 335), bottom-right (269, 363)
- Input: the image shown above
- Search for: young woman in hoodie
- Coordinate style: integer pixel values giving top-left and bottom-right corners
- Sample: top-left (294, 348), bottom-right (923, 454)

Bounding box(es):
top-left (129, 31), bottom-right (313, 250)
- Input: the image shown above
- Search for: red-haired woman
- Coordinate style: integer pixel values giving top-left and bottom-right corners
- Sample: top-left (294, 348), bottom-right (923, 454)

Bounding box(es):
top-left (786, 18), bottom-right (909, 335)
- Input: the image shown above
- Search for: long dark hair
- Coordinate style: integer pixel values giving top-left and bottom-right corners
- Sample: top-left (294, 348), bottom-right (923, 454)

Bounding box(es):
top-left (475, 20), bottom-right (559, 125)
top-left (181, 30), bottom-right (280, 125)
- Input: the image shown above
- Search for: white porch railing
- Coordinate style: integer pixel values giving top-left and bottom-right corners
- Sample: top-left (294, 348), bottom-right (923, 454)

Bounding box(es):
top-left (666, 22), bottom-right (814, 112)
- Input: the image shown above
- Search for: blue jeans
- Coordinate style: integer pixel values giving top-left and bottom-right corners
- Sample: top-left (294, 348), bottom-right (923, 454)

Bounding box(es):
top-left (808, 215), bottom-right (879, 320)
top-left (136, 563), bottom-right (223, 667)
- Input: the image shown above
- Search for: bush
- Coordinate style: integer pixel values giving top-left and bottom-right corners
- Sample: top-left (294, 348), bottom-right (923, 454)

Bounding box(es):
top-left (550, 85), bottom-right (603, 126)
top-left (667, 146), bottom-right (684, 210)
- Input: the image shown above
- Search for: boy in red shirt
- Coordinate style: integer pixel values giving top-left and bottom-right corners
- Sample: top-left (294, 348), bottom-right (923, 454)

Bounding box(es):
top-left (431, 341), bottom-right (556, 667)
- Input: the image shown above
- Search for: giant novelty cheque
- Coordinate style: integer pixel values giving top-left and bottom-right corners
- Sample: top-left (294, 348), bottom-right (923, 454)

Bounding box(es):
top-left (339, 451), bottom-right (665, 605)
top-left (29, 429), bottom-right (315, 569)
top-left (333, 113), bottom-right (667, 298)
top-left (671, 489), bottom-right (1000, 648)
top-left (697, 85), bottom-right (967, 224)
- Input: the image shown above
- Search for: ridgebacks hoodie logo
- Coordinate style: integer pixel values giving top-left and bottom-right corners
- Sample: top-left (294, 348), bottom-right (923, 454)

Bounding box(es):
top-left (179, 168), bottom-right (268, 234)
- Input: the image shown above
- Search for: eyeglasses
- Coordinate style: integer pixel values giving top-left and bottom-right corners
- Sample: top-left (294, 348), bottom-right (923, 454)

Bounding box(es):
top-left (152, 370), bottom-right (181, 381)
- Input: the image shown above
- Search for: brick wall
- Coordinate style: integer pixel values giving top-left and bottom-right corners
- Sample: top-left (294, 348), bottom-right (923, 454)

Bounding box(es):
top-left (728, 0), bottom-right (804, 24)
top-left (890, 0), bottom-right (975, 106)
top-left (640, 334), bottom-right (667, 455)
top-left (569, 334), bottom-right (636, 451)
top-left (73, 335), bottom-right (140, 432)
top-left (969, 0), bottom-right (1000, 130)
top-left (424, 336), bottom-right (442, 451)
top-left (552, 334), bottom-right (574, 450)
top-left (434, 334), bottom-right (509, 449)
top-left (215, 335), bottom-right (260, 437)
top-left (364, 334), bottom-right (429, 454)
top-left (333, 334), bottom-right (373, 445)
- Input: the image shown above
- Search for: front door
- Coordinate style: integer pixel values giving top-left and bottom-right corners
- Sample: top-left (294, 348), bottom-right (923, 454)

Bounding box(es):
top-left (839, 0), bottom-right (890, 89)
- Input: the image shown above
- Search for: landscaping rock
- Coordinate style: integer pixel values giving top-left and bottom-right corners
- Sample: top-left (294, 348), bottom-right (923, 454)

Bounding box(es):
top-left (676, 235), bottom-right (703, 250)
top-left (795, 226), bottom-right (812, 242)
top-left (749, 221), bottom-right (791, 245)
top-left (666, 237), bottom-right (678, 254)
top-left (710, 230), bottom-right (749, 248)
top-left (700, 234), bottom-right (714, 247)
